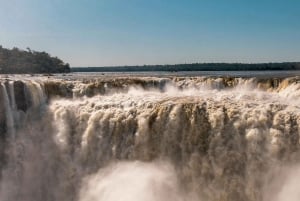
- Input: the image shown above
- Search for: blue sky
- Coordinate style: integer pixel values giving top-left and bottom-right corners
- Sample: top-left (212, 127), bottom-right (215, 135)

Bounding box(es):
top-left (1, 0), bottom-right (300, 67)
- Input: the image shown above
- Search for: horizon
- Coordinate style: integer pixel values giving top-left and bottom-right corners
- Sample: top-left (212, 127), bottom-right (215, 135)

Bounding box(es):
top-left (1, 0), bottom-right (300, 67)
top-left (72, 61), bottom-right (300, 68)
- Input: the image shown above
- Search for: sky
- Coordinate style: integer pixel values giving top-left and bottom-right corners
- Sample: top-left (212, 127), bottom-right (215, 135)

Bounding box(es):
top-left (0, 0), bottom-right (300, 67)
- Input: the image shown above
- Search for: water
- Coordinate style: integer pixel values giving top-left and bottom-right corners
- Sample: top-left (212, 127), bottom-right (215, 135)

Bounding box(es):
top-left (2, 70), bottom-right (300, 80)
top-left (63, 70), bottom-right (300, 79)
top-left (0, 72), bottom-right (300, 201)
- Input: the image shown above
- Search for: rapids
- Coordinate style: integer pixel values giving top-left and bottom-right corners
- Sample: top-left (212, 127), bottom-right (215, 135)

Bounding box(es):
top-left (0, 75), bottom-right (300, 201)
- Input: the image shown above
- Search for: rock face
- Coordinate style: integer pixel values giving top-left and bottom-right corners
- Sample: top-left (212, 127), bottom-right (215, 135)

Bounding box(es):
top-left (13, 81), bottom-right (29, 112)
top-left (0, 76), bottom-right (300, 201)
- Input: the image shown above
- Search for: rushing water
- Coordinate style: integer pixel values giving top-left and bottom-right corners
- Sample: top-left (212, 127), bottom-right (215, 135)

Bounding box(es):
top-left (0, 73), bottom-right (300, 201)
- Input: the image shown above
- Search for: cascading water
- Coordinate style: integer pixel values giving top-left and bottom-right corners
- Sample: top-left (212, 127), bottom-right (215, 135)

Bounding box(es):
top-left (0, 75), bottom-right (300, 201)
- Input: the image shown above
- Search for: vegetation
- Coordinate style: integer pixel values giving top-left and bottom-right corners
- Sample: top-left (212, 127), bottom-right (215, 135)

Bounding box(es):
top-left (0, 46), bottom-right (70, 74)
top-left (73, 62), bottom-right (300, 72)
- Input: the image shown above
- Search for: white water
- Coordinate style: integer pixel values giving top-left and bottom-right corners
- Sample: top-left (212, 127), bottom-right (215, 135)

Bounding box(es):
top-left (0, 76), bottom-right (300, 201)
top-left (79, 161), bottom-right (192, 201)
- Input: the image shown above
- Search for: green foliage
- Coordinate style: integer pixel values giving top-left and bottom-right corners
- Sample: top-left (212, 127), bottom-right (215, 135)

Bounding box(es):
top-left (0, 46), bottom-right (70, 74)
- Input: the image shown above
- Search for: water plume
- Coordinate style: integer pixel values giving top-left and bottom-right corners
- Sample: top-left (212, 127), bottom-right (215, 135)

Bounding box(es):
top-left (79, 161), bottom-right (195, 201)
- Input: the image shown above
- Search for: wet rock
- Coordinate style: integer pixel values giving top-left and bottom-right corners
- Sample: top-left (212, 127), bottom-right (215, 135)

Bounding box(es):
top-left (14, 81), bottom-right (28, 112)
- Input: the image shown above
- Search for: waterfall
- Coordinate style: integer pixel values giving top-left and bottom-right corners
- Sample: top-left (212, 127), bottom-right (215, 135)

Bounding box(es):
top-left (0, 76), bottom-right (300, 201)
top-left (0, 83), bottom-right (15, 136)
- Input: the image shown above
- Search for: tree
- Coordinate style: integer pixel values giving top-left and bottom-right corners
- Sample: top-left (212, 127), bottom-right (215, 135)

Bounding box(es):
top-left (0, 46), bottom-right (71, 74)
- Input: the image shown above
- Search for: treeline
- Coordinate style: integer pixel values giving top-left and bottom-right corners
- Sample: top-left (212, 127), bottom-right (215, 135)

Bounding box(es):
top-left (0, 46), bottom-right (70, 74)
top-left (72, 62), bottom-right (300, 72)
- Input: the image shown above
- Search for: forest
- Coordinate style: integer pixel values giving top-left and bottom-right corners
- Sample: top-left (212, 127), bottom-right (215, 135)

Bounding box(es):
top-left (1, 45), bottom-right (299, 74)
top-left (0, 46), bottom-right (70, 74)
top-left (72, 62), bottom-right (300, 72)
